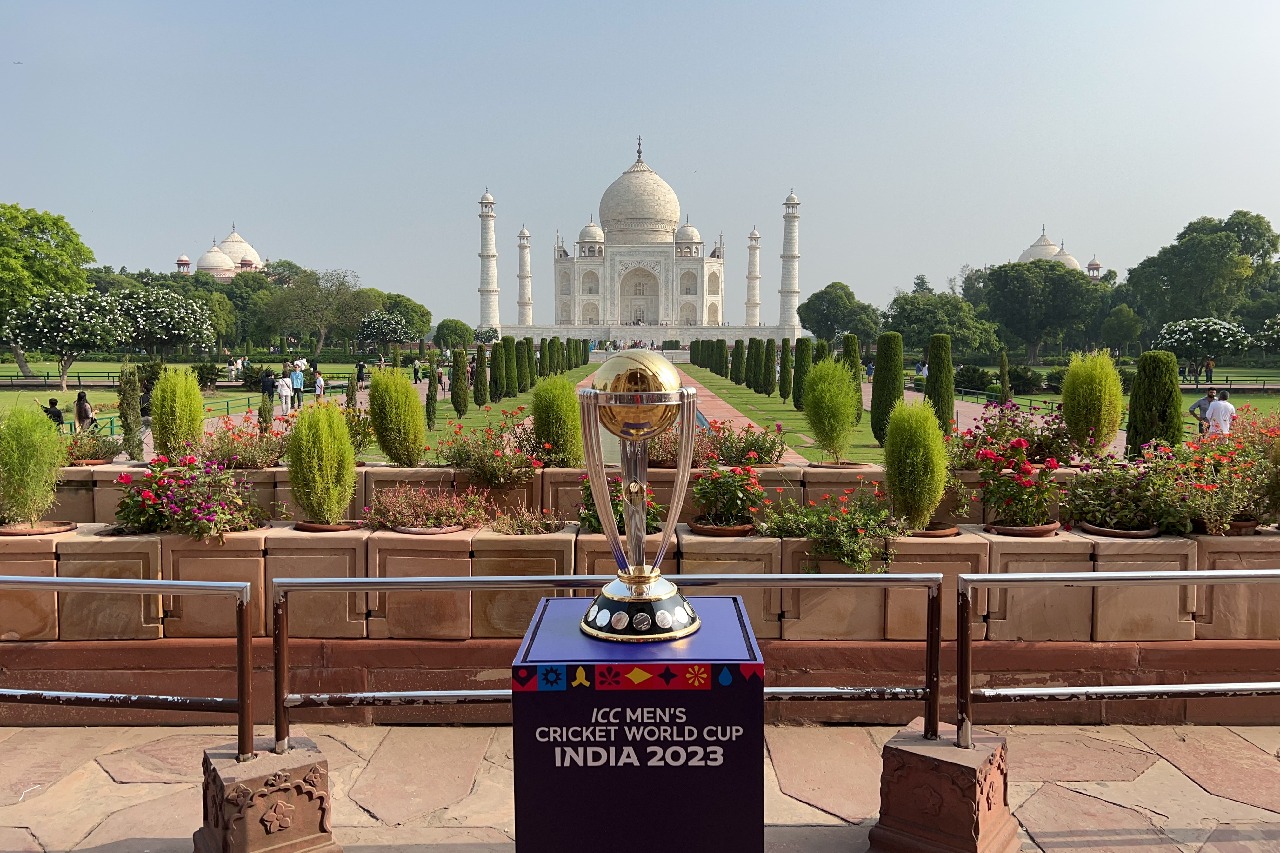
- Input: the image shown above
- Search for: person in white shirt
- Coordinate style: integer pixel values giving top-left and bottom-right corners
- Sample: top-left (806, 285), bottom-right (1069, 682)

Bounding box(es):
top-left (276, 375), bottom-right (295, 414)
top-left (1204, 390), bottom-right (1236, 436)
top-left (314, 371), bottom-right (325, 398)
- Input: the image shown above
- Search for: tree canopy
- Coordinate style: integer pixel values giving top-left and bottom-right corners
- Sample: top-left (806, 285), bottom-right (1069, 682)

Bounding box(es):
top-left (433, 318), bottom-right (475, 351)
top-left (983, 259), bottom-right (1109, 362)
top-left (797, 281), bottom-right (880, 344)
top-left (883, 290), bottom-right (998, 354)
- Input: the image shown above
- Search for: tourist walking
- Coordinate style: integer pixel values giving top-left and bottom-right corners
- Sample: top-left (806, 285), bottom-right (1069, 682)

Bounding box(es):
top-left (276, 373), bottom-right (294, 414)
top-left (355, 360), bottom-right (367, 391)
top-left (413, 359), bottom-right (421, 383)
top-left (74, 391), bottom-right (95, 432)
top-left (290, 365), bottom-right (304, 409)
top-left (1205, 390), bottom-right (1236, 436)
top-left (1189, 388), bottom-right (1217, 435)
top-left (260, 368), bottom-right (276, 404)
top-left (314, 371), bottom-right (325, 399)
top-left (1205, 357), bottom-right (1216, 383)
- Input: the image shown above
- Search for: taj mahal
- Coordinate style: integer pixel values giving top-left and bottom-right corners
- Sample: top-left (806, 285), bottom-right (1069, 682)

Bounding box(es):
top-left (476, 141), bottom-right (803, 344)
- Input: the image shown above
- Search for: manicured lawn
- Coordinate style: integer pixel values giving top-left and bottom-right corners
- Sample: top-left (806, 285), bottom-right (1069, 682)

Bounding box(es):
top-left (426, 364), bottom-right (595, 439)
top-left (681, 365), bottom-right (884, 465)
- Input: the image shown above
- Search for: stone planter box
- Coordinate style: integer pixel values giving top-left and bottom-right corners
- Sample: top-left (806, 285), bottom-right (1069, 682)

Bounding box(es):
top-left (646, 468), bottom-right (703, 523)
top-left (675, 525), bottom-right (781, 639)
top-left (363, 465), bottom-right (452, 504)
top-left (470, 523), bottom-right (577, 638)
top-left (755, 464), bottom-right (803, 505)
top-left (540, 468), bottom-right (587, 520)
top-left (47, 466), bottom-right (95, 524)
top-left (933, 469), bottom-right (984, 526)
top-left (1193, 529), bottom-right (1280, 640)
top-left (160, 529), bottom-right (269, 637)
top-left (0, 528), bottom-right (79, 641)
top-left (574, 532), bottom-right (669, 584)
top-left (801, 464), bottom-right (886, 507)
top-left (265, 524), bottom-right (368, 638)
top-left (238, 469), bottom-right (278, 519)
top-left (971, 524), bottom-right (1092, 641)
top-left (55, 523), bottom-right (162, 640)
top-left (884, 532), bottom-right (988, 641)
top-left (366, 528), bottom-right (474, 639)
top-left (454, 469), bottom-right (542, 512)
top-left (91, 463), bottom-right (145, 524)
top-left (777, 539), bottom-right (887, 640)
top-left (274, 468), bottom-right (367, 523)
top-left (1074, 531), bottom-right (1196, 641)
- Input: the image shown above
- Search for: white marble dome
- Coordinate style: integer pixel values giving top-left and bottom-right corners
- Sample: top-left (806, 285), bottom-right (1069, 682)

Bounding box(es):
top-left (578, 219), bottom-right (604, 242)
top-left (218, 229), bottom-right (260, 266)
top-left (480, 190), bottom-right (494, 204)
top-left (196, 242), bottom-right (235, 272)
top-left (599, 157), bottom-right (680, 244)
top-left (176, 254), bottom-right (190, 263)
top-left (1018, 231), bottom-right (1061, 262)
top-left (749, 227), bottom-right (760, 239)
top-left (1054, 245), bottom-right (1081, 270)
top-left (676, 222), bottom-right (702, 243)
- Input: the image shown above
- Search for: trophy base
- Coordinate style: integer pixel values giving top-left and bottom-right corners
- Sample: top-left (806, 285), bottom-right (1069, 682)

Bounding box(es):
top-left (580, 576), bottom-right (701, 642)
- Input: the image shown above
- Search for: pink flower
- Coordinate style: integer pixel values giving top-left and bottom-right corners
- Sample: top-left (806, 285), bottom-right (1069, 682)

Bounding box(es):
top-left (1044, 457), bottom-right (1060, 471)
top-left (153, 455), bottom-right (169, 465)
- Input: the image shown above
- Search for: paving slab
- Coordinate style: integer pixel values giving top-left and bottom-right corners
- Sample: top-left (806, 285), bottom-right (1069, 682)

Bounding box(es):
top-left (1226, 726), bottom-right (1280, 759)
top-left (764, 754), bottom-right (846, 826)
top-left (1199, 822), bottom-right (1280, 852)
top-left (1004, 733), bottom-right (1158, 782)
top-left (1016, 783), bottom-right (1182, 852)
top-left (1063, 759), bottom-right (1280, 849)
top-left (765, 725), bottom-right (881, 823)
top-left (0, 828), bottom-right (42, 852)
top-left (348, 727), bottom-right (494, 826)
top-left (96, 733), bottom-right (228, 783)
top-left (1130, 727), bottom-right (1280, 813)
top-left (764, 824), bottom-right (873, 851)
top-left (0, 728), bottom-right (135, 806)
top-left (420, 754), bottom-right (514, 835)
top-left (1001, 724), bottom-right (1154, 752)
top-left (311, 733), bottom-right (364, 771)
top-left (308, 723), bottom-right (390, 760)
top-left (332, 824), bottom-right (513, 850)
top-left (70, 785), bottom-right (200, 852)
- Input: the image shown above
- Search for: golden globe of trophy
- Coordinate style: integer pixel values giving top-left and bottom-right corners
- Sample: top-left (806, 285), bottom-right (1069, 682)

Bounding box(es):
top-left (579, 349), bottom-right (700, 641)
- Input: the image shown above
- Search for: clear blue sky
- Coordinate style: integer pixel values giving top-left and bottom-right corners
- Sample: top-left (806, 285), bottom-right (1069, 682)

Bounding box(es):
top-left (4, 1), bottom-right (1278, 327)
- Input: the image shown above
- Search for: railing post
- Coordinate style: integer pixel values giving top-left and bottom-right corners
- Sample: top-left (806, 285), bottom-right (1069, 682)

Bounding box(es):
top-left (235, 596), bottom-right (254, 761)
top-left (956, 579), bottom-right (973, 749)
top-left (924, 579), bottom-right (941, 740)
top-left (273, 592), bottom-right (290, 754)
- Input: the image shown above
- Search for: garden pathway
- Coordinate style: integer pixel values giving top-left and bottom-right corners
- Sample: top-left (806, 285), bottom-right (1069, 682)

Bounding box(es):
top-left (0, 722), bottom-right (1276, 851)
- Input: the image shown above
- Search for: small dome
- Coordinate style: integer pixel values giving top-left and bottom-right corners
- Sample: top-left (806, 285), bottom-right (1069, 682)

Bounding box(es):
top-left (480, 191), bottom-right (494, 203)
top-left (578, 219), bottom-right (604, 243)
top-left (1087, 255), bottom-right (1102, 270)
top-left (518, 226), bottom-right (530, 238)
top-left (196, 243), bottom-right (235, 272)
top-left (749, 227), bottom-right (760, 239)
top-left (599, 156), bottom-right (680, 243)
top-left (1054, 245), bottom-right (1081, 270)
top-left (1017, 229), bottom-right (1061, 262)
top-left (785, 191), bottom-right (799, 204)
top-left (218, 229), bottom-right (261, 267)
top-left (676, 222), bottom-right (702, 243)
top-left (176, 254), bottom-right (190, 263)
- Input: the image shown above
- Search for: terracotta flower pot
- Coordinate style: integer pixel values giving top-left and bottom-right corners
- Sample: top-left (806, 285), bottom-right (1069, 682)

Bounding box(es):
top-left (807, 461), bottom-right (877, 469)
top-left (70, 459), bottom-right (108, 467)
top-left (294, 520), bottom-right (362, 533)
top-left (0, 520), bottom-right (77, 536)
top-left (910, 521), bottom-right (960, 538)
top-left (391, 524), bottom-right (465, 536)
top-left (1226, 519), bottom-right (1260, 536)
top-left (983, 520), bottom-right (1060, 538)
top-left (687, 520), bottom-right (755, 537)
top-left (1077, 521), bottom-right (1159, 539)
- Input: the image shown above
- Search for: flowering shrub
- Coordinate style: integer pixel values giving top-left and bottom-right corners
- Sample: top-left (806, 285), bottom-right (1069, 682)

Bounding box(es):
top-left (691, 463), bottom-right (765, 526)
top-left (948, 402), bottom-right (1073, 469)
top-left (1167, 433), bottom-right (1275, 533)
top-left (706, 419), bottom-right (788, 466)
top-left (115, 456), bottom-right (267, 541)
top-left (5, 290), bottom-right (130, 389)
top-left (976, 439), bottom-right (1061, 527)
top-left (200, 413), bottom-right (289, 469)
top-left (490, 505), bottom-right (565, 535)
top-left (649, 424), bottom-right (718, 467)
top-left (121, 287), bottom-right (216, 353)
top-left (435, 407), bottom-right (538, 489)
top-left (1152, 317), bottom-right (1252, 362)
top-left (756, 480), bottom-right (903, 571)
top-left (1064, 454), bottom-right (1190, 533)
top-left (363, 486), bottom-right (491, 531)
top-left (65, 430), bottom-right (124, 463)
top-left (578, 474), bottom-right (663, 534)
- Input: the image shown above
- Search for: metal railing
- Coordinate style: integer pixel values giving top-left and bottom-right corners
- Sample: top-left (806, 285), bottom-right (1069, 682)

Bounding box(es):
top-left (272, 572), bottom-right (945, 753)
top-left (0, 575), bottom-right (256, 760)
top-left (955, 569), bottom-right (1280, 748)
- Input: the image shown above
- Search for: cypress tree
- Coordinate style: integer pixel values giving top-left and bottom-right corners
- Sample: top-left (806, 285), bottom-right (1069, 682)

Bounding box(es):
top-left (691, 340), bottom-right (700, 367)
top-left (779, 339), bottom-right (793, 401)
top-left (871, 332), bottom-right (904, 445)
top-left (814, 339), bottom-right (829, 362)
top-left (746, 338), bottom-right (764, 392)
top-left (923, 334), bottom-right (954, 432)
top-left (762, 338), bottom-right (777, 397)
top-left (516, 339), bottom-right (531, 393)
top-left (549, 337), bottom-right (561, 374)
top-left (425, 354), bottom-right (438, 430)
top-left (490, 340), bottom-right (505, 400)
top-left (792, 338), bottom-right (813, 411)
top-left (999, 350), bottom-right (1011, 404)
top-left (450, 349), bottom-right (468, 417)
top-left (524, 337), bottom-right (536, 386)
top-left (717, 339), bottom-right (729, 377)
top-left (502, 336), bottom-right (518, 397)
top-left (1126, 350), bottom-right (1183, 457)
top-left (473, 344), bottom-right (489, 407)
top-left (842, 333), bottom-right (864, 425)
top-left (118, 363), bottom-right (143, 460)
top-left (730, 340), bottom-right (746, 384)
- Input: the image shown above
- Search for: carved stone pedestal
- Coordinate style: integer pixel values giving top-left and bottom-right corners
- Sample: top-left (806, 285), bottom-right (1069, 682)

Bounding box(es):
top-left (868, 718), bottom-right (1020, 853)
top-left (194, 736), bottom-right (342, 853)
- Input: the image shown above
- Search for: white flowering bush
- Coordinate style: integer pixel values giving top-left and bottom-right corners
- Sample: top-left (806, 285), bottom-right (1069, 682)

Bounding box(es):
top-left (117, 288), bottom-right (216, 353)
top-left (1254, 316), bottom-right (1280, 352)
top-left (5, 290), bottom-right (130, 389)
top-left (1152, 318), bottom-right (1252, 361)
top-left (358, 310), bottom-right (412, 350)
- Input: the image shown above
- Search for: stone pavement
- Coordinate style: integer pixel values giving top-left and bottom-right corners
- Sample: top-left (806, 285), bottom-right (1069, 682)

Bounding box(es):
top-left (0, 723), bottom-right (1277, 851)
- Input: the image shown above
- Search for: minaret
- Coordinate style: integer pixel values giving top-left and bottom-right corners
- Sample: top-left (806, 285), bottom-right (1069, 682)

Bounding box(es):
top-left (477, 189), bottom-right (500, 332)
top-left (745, 227), bottom-right (762, 326)
top-left (779, 190), bottom-right (801, 330)
top-left (517, 226), bottom-right (533, 326)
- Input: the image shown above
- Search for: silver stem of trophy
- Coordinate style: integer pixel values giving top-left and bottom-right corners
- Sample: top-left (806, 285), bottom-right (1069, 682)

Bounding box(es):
top-left (620, 439), bottom-right (649, 574)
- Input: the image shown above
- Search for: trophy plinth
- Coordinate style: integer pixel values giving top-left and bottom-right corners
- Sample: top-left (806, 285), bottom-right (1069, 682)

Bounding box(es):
top-left (579, 350), bottom-right (699, 642)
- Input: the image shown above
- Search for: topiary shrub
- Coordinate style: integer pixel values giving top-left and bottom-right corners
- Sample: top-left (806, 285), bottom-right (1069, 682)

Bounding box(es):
top-left (1126, 350), bottom-right (1183, 457)
top-left (490, 339), bottom-right (506, 400)
top-left (792, 338), bottom-right (813, 411)
top-left (731, 340), bottom-right (745, 384)
top-left (369, 368), bottom-right (426, 467)
top-left (450, 348), bottom-right (469, 418)
top-left (502, 336), bottom-right (518, 398)
top-left (746, 338), bottom-right (763, 392)
top-left (1117, 368), bottom-right (1136, 394)
top-left (762, 338), bottom-right (777, 397)
top-left (999, 350), bottom-right (1011, 403)
top-left (539, 338), bottom-right (549, 377)
top-left (1061, 351), bottom-right (1123, 455)
top-left (473, 344), bottom-right (489, 407)
top-left (532, 376), bottom-right (583, 467)
top-left (717, 339), bottom-right (729, 377)
top-left (1044, 367), bottom-right (1068, 393)
top-left (814, 339), bottom-right (830, 362)
top-left (118, 363), bottom-right (143, 460)
top-left (285, 402), bottom-right (355, 525)
top-left (985, 383), bottom-right (1003, 400)
top-left (0, 406), bottom-right (66, 527)
top-left (425, 356), bottom-right (438, 431)
top-left (779, 339), bottom-right (793, 401)
top-left (1007, 364), bottom-right (1043, 395)
top-left (151, 368), bottom-right (204, 459)
top-left (884, 399), bottom-right (948, 531)
top-left (955, 364), bottom-right (993, 393)
top-left (802, 359), bottom-right (859, 463)
top-left (516, 339), bottom-right (531, 392)
top-left (841, 334), bottom-right (864, 425)
top-left (258, 393), bottom-right (273, 434)
top-left (923, 334), bottom-right (954, 431)
top-left (871, 332), bottom-right (904, 445)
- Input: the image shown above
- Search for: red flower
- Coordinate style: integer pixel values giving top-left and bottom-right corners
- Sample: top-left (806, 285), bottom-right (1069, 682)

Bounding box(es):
top-left (153, 455), bottom-right (169, 465)
top-left (116, 473), bottom-right (133, 485)
top-left (1044, 457), bottom-right (1060, 471)
top-left (1009, 438), bottom-right (1029, 450)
